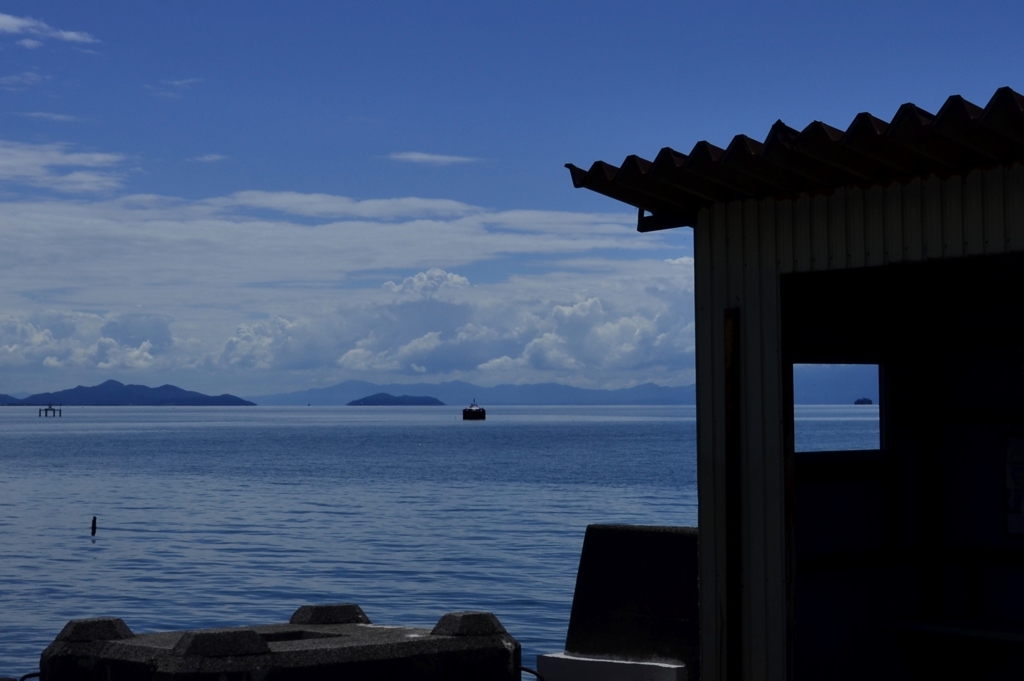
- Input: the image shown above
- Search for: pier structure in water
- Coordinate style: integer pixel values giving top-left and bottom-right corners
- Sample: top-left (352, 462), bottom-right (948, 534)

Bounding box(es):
top-left (38, 403), bottom-right (61, 417)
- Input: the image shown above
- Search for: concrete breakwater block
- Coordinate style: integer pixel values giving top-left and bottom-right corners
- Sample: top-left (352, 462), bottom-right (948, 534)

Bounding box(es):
top-left (538, 524), bottom-right (698, 681)
top-left (40, 604), bottom-right (520, 681)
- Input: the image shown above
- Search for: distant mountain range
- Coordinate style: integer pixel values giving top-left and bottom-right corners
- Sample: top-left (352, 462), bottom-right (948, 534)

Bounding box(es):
top-left (252, 364), bottom-right (878, 406)
top-left (347, 393), bottom-right (446, 406)
top-left (0, 364), bottom-right (879, 408)
top-left (253, 380), bottom-right (696, 406)
top-left (0, 380), bottom-right (254, 407)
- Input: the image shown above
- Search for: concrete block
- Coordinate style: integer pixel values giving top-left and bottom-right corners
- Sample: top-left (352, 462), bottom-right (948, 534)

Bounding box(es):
top-left (564, 524), bottom-right (698, 670)
top-left (53, 617), bottom-right (134, 643)
top-left (431, 611), bottom-right (508, 636)
top-left (40, 605), bottom-right (520, 681)
top-left (289, 603), bottom-right (370, 624)
top-left (537, 652), bottom-right (688, 681)
top-left (171, 628), bottom-right (270, 657)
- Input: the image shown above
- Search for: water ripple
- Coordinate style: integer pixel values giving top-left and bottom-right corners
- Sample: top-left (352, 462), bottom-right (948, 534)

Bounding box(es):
top-left (0, 406), bottom-right (713, 675)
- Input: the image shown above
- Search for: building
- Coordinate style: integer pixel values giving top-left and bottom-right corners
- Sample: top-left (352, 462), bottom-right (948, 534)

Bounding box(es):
top-left (567, 87), bottom-right (1024, 680)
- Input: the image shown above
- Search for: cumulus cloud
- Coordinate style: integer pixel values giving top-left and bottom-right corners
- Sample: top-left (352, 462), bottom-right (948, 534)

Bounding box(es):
top-left (0, 13), bottom-right (99, 45)
top-left (217, 322), bottom-right (277, 370)
top-left (388, 151), bottom-right (478, 165)
top-left (0, 317), bottom-right (59, 364)
top-left (0, 311), bottom-right (180, 374)
top-left (100, 314), bottom-right (174, 354)
top-left (0, 168), bottom-right (694, 393)
top-left (97, 340), bottom-right (156, 370)
top-left (467, 284), bottom-right (693, 386)
top-left (665, 256), bottom-right (694, 266)
top-left (213, 317), bottom-right (339, 373)
top-left (0, 139), bottom-right (124, 192)
top-left (383, 268), bottom-right (469, 296)
top-left (324, 258), bottom-right (695, 387)
top-left (0, 260), bottom-right (695, 392)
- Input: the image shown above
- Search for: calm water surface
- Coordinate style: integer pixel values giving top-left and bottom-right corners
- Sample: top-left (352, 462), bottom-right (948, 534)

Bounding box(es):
top-left (0, 405), bottom-right (697, 675)
top-left (794, 404), bottom-right (880, 451)
top-left (0, 404), bottom-right (876, 675)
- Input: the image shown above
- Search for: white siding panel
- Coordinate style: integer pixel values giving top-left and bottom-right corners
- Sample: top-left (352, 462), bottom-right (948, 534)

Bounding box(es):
top-left (694, 208), bottom-right (720, 681)
top-left (739, 199), bottom-right (767, 681)
top-left (777, 200), bottom-right (795, 275)
top-left (758, 199), bottom-right (787, 681)
top-left (923, 175), bottom-right (943, 260)
top-left (793, 195), bottom-right (812, 272)
top-left (812, 195), bottom-right (829, 271)
top-left (847, 187), bottom-right (866, 268)
top-left (727, 201), bottom-right (745, 307)
top-left (984, 167), bottom-right (1006, 254)
top-left (828, 188), bottom-right (847, 270)
top-left (1008, 164), bottom-right (1024, 252)
top-left (942, 176), bottom-right (964, 258)
top-left (965, 170), bottom-right (985, 256)
top-left (709, 203), bottom-right (732, 681)
top-left (725, 202), bottom-right (750, 678)
top-left (884, 182), bottom-right (904, 264)
top-left (903, 178), bottom-right (923, 262)
top-left (865, 186), bottom-right (885, 266)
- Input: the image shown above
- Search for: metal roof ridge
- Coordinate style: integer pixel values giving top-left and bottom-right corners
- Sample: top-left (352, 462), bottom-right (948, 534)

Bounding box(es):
top-left (565, 86), bottom-right (1024, 231)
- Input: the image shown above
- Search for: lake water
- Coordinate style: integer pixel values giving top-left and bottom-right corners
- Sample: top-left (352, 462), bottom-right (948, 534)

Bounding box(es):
top-left (0, 404), bottom-right (877, 676)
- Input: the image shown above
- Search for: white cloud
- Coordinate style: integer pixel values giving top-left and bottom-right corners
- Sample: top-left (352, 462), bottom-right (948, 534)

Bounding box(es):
top-left (383, 268), bottom-right (469, 296)
top-left (194, 154), bottom-right (227, 163)
top-left (100, 314), bottom-right (174, 354)
top-left (0, 317), bottom-right (59, 364)
top-left (665, 256), bottom-right (694, 265)
top-left (388, 151), bottom-right (478, 165)
top-left (22, 112), bottom-right (78, 122)
top-left (97, 340), bottom-right (156, 370)
top-left (0, 165), bottom-right (694, 394)
top-left (163, 78), bottom-right (202, 88)
top-left (0, 13), bottom-right (98, 44)
top-left (0, 139), bottom-right (124, 192)
top-left (523, 333), bottom-right (581, 370)
top-left (18, 38), bottom-right (42, 49)
top-left (210, 190), bottom-right (477, 219)
top-left (396, 331), bottom-right (443, 358)
top-left (146, 78), bottom-right (203, 99)
top-left (0, 71), bottom-right (45, 88)
top-left (0, 311), bottom-right (171, 374)
top-left (217, 322), bottom-right (278, 370)
top-left (337, 334), bottom-right (400, 372)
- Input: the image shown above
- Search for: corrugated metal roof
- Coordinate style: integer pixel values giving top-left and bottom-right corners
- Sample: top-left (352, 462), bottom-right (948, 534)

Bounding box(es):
top-left (566, 87), bottom-right (1024, 232)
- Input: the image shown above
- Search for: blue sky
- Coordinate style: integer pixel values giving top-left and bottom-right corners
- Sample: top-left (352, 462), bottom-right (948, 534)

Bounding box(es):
top-left (1, 1), bottom-right (1022, 396)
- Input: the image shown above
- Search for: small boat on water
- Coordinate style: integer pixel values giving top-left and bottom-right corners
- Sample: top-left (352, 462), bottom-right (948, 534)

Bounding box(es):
top-left (462, 399), bottom-right (486, 421)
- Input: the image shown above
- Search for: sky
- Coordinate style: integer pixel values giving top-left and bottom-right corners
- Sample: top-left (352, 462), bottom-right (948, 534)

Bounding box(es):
top-left (1, 1), bottom-right (1022, 397)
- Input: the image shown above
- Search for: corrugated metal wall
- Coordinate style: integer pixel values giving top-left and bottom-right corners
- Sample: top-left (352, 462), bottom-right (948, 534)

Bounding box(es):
top-left (693, 163), bottom-right (1024, 681)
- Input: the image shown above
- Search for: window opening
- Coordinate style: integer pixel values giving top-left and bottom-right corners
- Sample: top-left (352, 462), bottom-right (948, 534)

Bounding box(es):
top-left (793, 363), bottom-right (880, 452)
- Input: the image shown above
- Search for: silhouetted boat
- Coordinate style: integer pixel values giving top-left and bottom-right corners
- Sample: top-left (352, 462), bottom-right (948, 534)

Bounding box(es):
top-left (462, 399), bottom-right (486, 420)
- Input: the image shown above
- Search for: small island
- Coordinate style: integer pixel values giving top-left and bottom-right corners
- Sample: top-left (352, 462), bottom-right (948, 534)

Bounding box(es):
top-left (347, 393), bottom-right (445, 406)
top-left (0, 379), bottom-right (254, 406)
top-left (854, 397), bottom-right (874, 405)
